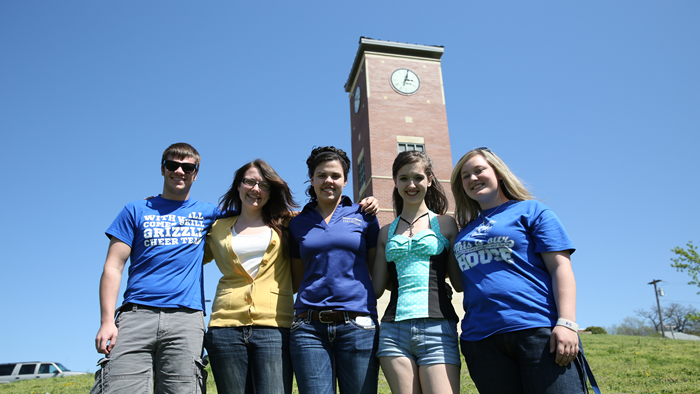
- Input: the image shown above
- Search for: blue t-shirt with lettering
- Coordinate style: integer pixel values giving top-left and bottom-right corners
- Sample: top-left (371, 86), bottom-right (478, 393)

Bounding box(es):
top-left (453, 200), bottom-right (575, 341)
top-left (106, 195), bottom-right (222, 311)
top-left (289, 196), bottom-right (380, 316)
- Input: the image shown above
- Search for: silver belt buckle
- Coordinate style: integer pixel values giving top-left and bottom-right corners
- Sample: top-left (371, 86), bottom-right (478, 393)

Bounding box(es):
top-left (318, 310), bottom-right (335, 324)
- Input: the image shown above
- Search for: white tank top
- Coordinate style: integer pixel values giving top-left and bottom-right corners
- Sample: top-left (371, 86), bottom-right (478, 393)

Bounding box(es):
top-left (230, 226), bottom-right (272, 278)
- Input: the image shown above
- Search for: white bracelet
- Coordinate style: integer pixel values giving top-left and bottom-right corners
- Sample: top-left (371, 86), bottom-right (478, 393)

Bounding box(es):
top-left (556, 318), bottom-right (579, 332)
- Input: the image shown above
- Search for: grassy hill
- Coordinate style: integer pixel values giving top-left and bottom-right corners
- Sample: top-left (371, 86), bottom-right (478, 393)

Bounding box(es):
top-left (1, 334), bottom-right (698, 393)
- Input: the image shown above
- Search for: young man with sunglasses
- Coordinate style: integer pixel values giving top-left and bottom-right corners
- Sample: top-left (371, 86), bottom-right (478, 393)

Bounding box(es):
top-left (92, 143), bottom-right (220, 394)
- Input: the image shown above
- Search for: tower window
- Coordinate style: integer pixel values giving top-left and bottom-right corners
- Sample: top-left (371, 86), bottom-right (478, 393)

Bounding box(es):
top-left (358, 156), bottom-right (366, 187)
top-left (398, 143), bottom-right (425, 152)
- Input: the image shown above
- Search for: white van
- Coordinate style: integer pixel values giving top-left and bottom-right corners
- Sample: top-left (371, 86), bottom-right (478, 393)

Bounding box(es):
top-left (0, 362), bottom-right (87, 383)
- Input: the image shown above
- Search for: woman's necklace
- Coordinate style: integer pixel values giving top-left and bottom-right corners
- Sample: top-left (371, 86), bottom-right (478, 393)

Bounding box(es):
top-left (400, 212), bottom-right (429, 237)
top-left (481, 202), bottom-right (507, 226)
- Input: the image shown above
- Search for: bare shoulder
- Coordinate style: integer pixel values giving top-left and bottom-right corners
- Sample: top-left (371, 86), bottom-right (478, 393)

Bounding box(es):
top-left (377, 224), bottom-right (391, 245)
top-left (437, 215), bottom-right (458, 228)
top-left (437, 215), bottom-right (459, 236)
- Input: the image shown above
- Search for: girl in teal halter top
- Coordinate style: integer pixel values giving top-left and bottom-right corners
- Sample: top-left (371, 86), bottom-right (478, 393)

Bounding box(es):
top-left (372, 151), bottom-right (463, 394)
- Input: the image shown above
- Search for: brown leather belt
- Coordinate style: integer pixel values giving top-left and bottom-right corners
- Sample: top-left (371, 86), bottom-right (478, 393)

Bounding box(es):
top-left (297, 310), bottom-right (365, 323)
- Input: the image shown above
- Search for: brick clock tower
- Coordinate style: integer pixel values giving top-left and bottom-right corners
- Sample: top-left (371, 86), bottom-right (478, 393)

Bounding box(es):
top-left (345, 37), bottom-right (455, 226)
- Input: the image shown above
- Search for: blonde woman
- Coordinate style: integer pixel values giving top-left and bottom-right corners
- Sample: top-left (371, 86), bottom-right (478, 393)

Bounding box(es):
top-left (450, 147), bottom-right (585, 394)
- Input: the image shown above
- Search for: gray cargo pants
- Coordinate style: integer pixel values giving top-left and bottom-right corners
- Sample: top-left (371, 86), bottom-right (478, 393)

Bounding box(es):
top-left (91, 304), bottom-right (207, 394)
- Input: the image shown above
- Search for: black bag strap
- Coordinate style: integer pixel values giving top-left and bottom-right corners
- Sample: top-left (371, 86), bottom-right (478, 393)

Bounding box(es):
top-left (577, 336), bottom-right (601, 394)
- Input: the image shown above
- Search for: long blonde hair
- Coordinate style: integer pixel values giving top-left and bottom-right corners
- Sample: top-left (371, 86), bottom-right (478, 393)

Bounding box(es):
top-left (450, 148), bottom-right (534, 228)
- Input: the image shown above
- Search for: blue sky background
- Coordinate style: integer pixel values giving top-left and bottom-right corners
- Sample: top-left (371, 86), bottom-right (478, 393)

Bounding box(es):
top-left (1, 1), bottom-right (698, 373)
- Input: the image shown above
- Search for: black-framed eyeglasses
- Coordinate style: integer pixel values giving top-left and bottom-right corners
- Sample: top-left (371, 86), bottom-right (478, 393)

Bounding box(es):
top-left (241, 178), bottom-right (271, 191)
top-left (162, 160), bottom-right (198, 174)
top-left (475, 147), bottom-right (491, 152)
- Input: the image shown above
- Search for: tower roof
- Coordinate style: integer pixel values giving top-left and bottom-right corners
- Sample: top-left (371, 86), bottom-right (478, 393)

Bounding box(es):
top-left (344, 37), bottom-right (444, 92)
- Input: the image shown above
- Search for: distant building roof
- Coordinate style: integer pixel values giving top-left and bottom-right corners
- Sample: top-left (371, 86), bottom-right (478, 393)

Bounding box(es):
top-left (660, 331), bottom-right (700, 340)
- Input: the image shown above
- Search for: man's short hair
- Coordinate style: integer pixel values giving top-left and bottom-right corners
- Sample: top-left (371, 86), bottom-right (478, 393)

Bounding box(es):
top-left (161, 143), bottom-right (201, 171)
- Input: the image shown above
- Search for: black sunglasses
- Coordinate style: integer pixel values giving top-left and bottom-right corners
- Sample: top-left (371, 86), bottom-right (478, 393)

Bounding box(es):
top-left (475, 147), bottom-right (491, 152)
top-left (162, 160), bottom-right (198, 174)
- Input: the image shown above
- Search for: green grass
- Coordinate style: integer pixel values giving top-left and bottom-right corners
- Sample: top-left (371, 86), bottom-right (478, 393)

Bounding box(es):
top-left (580, 334), bottom-right (700, 393)
top-left (2, 335), bottom-right (698, 393)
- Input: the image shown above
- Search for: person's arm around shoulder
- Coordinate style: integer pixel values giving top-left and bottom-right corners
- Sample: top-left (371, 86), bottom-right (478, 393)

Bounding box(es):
top-left (358, 196), bottom-right (379, 215)
top-left (364, 213), bottom-right (382, 313)
top-left (366, 246), bottom-right (377, 283)
top-left (371, 225), bottom-right (390, 298)
top-left (287, 217), bottom-right (304, 294)
top-left (203, 232), bottom-right (215, 265)
top-left (439, 215), bottom-right (463, 293)
top-left (291, 258), bottom-right (304, 294)
top-left (543, 250), bottom-right (579, 366)
top-left (95, 237), bottom-right (131, 355)
top-left (203, 216), bottom-right (229, 265)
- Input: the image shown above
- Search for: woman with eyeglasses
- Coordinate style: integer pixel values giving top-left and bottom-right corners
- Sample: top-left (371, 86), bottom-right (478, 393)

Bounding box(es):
top-left (288, 146), bottom-right (381, 394)
top-left (372, 151), bottom-right (463, 394)
top-left (450, 148), bottom-right (585, 394)
top-left (203, 159), bottom-right (298, 394)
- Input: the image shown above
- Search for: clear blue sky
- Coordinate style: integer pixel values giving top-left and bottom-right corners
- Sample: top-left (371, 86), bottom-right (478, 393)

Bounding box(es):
top-left (1, 1), bottom-right (698, 373)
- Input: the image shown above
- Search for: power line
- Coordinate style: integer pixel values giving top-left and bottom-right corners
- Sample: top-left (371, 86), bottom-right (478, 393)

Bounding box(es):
top-left (661, 281), bottom-right (697, 287)
top-left (662, 299), bottom-right (700, 305)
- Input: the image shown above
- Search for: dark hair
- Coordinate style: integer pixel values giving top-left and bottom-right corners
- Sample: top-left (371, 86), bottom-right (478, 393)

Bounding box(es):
top-left (219, 159), bottom-right (298, 238)
top-left (392, 151), bottom-right (448, 216)
top-left (304, 146), bottom-right (351, 201)
top-left (161, 142), bottom-right (201, 171)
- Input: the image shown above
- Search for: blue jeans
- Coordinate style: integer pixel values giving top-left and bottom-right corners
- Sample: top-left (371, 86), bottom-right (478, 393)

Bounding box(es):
top-left (204, 326), bottom-right (292, 394)
top-left (460, 327), bottom-right (585, 394)
top-left (290, 313), bottom-right (379, 394)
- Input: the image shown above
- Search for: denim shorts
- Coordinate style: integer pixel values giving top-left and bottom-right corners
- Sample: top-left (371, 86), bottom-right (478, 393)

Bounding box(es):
top-left (377, 318), bottom-right (460, 366)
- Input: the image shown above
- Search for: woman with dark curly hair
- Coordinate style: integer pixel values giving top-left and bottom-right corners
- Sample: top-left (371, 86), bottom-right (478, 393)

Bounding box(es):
top-left (203, 159), bottom-right (298, 394)
top-left (288, 146), bottom-right (381, 394)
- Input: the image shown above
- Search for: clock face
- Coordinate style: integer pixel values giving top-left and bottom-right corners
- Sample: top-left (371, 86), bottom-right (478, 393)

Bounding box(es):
top-left (354, 86), bottom-right (361, 113)
top-left (390, 69), bottom-right (420, 95)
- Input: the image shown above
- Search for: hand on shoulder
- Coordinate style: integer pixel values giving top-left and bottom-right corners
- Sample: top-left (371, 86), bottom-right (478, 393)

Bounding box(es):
top-left (358, 196), bottom-right (379, 216)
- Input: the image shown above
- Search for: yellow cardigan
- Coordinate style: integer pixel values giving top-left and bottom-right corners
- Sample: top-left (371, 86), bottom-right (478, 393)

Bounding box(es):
top-left (203, 216), bottom-right (294, 328)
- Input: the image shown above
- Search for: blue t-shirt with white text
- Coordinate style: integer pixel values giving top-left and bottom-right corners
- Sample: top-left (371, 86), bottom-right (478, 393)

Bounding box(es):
top-left (453, 200), bottom-right (575, 341)
top-left (106, 196), bottom-right (223, 311)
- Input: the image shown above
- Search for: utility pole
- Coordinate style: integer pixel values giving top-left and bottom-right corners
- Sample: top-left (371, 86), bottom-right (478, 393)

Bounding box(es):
top-left (648, 279), bottom-right (666, 338)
